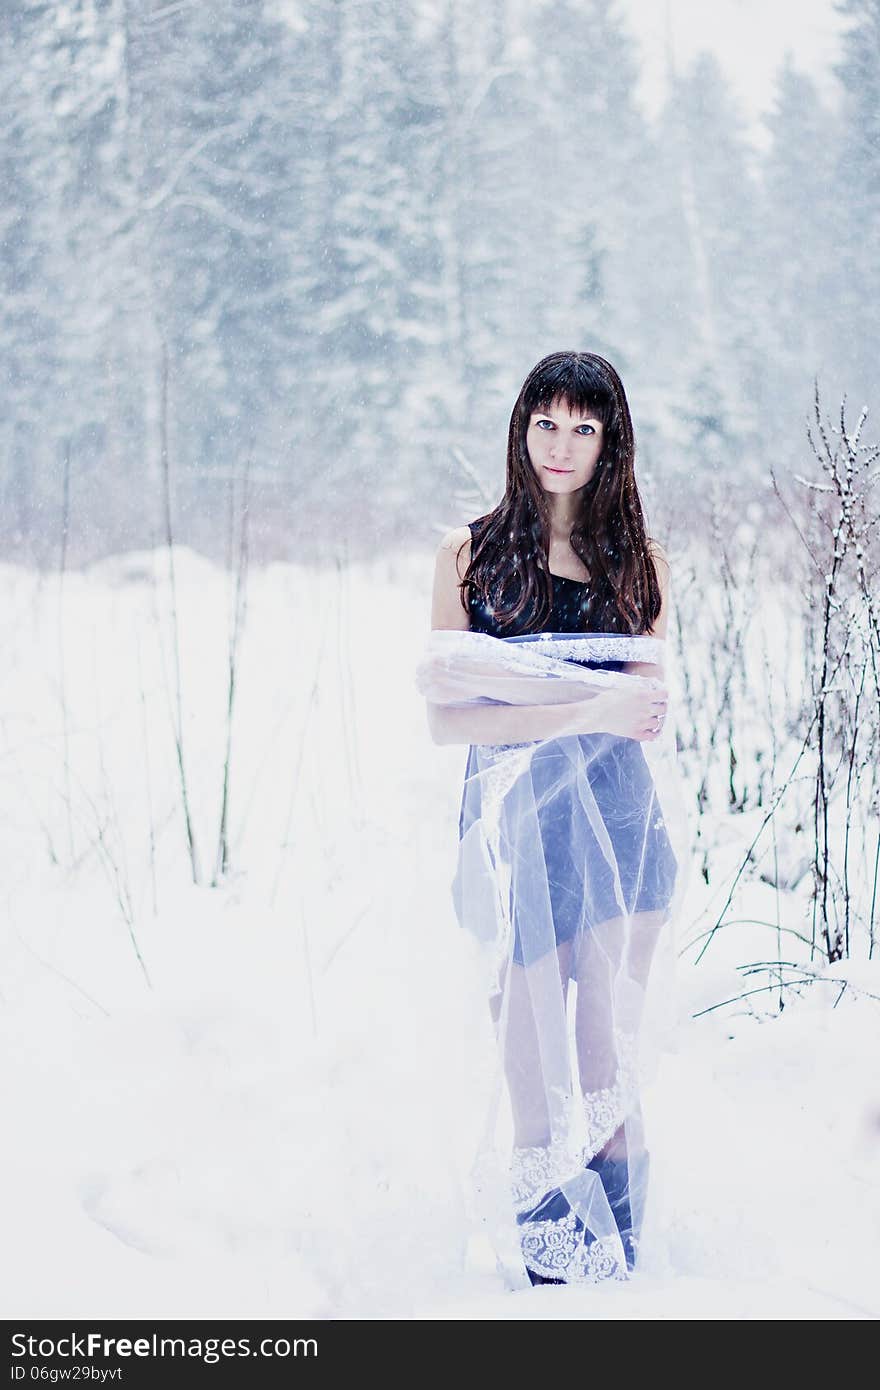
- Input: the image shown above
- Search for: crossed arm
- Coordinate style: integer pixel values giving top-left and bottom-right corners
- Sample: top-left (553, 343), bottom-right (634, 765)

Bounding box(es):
top-left (425, 529), bottom-right (671, 746)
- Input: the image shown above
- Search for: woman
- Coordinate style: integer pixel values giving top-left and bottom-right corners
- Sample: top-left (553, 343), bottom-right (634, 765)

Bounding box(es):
top-left (417, 351), bottom-right (690, 1287)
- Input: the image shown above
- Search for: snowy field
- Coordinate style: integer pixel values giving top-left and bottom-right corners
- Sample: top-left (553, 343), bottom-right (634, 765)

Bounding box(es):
top-left (1, 548), bottom-right (877, 1321)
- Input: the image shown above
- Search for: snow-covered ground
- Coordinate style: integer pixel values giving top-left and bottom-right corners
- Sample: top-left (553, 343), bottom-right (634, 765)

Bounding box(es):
top-left (1, 548), bottom-right (877, 1320)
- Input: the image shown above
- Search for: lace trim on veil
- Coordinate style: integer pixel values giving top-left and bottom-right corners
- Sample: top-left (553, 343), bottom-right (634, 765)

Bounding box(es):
top-left (504, 632), bottom-right (665, 665)
top-left (509, 1039), bottom-right (639, 1214)
top-left (424, 627), bottom-right (665, 676)
top-left (520, 1218), bottom-right (629, 1285)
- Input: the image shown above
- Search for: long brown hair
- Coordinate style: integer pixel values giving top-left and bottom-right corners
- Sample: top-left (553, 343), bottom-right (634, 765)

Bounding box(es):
top-left (459, 351), bottom-right (663, 635)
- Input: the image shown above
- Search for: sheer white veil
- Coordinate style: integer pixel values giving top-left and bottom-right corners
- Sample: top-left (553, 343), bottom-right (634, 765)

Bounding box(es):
top-left (416, 628), bottom-right (692, 1285)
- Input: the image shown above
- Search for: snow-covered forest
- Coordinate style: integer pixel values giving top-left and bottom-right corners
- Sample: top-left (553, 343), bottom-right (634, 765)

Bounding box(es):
top-left (1, 0), bottom-right (879, 1322)
top-left (3, 0), bottom-right (878, 560)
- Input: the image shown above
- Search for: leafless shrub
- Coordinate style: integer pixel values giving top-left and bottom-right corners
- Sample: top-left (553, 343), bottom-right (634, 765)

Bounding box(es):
top-left (213, 454), bottom-right (251, 886)
top-left (678, 384), bottom-right (879, 1013)
top-left (777, 384), bottom-right (880, 962)
top-left (158, 336), bottom-right (202, 884)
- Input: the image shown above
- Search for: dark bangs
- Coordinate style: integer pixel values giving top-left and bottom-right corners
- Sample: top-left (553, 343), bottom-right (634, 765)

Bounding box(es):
top-left (523, 356), bottom-right (615, 432)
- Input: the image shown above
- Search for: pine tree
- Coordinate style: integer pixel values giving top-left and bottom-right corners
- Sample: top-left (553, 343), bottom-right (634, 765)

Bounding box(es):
top-left (757, 56), bottom-right (840, 435)
top-left (827, 0), bottom-right (880, 404)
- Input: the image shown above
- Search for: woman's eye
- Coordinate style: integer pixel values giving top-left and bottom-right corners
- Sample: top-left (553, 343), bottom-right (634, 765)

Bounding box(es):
top-left (535, 420), bottom-right (595, 434)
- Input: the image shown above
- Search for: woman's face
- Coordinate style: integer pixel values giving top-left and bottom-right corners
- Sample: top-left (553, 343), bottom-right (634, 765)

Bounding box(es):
top-left (525, 396), bottom-right (604, 494)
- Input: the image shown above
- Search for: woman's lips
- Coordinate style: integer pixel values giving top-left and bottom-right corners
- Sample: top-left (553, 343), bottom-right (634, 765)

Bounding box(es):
top-left (544, 466), bottom-right (574, 474)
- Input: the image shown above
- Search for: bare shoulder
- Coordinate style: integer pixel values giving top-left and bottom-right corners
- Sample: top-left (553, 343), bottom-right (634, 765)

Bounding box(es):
top-left (648, 538), bottom-right (670, 580)
top-left (437, 524), bottom-right (473, 566)
top-left (648, 540), bottom-right (671, 606)
top-left (641, 539), bottom-right (672, 642)
top-left (431, 525), bottom-right (473, 630)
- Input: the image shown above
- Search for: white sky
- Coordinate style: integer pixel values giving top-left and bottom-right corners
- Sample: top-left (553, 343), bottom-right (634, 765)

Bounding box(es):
top-left (619, 0), bottom-right (846, 147)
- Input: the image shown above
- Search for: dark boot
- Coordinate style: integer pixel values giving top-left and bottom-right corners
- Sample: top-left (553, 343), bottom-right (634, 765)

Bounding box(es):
top-left (516, 1186), bottom-right (572, 1284)
top-left (585, 1150), bottom-right (650, 1272)
top-left (526, 1266), bottom-right (566, 1286)
top-left (516, 1180), bottom-right (628, 1285)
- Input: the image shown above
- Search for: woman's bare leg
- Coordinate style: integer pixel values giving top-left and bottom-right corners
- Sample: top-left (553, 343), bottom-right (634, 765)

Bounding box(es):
top-left (574, 908), bottom-right (667, 1160)
top-left (500, 939), bottom-right (574, 1148)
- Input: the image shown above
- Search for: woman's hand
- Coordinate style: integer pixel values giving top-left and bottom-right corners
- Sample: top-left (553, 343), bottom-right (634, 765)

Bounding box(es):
top-left (561, 682), bottom-right (669, 741)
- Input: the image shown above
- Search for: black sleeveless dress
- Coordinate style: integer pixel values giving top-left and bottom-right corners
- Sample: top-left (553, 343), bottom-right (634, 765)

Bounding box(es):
top-left (458, 519), bottom-right (677, 963)
top-left (464, 518), bottom-right (628, 667)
